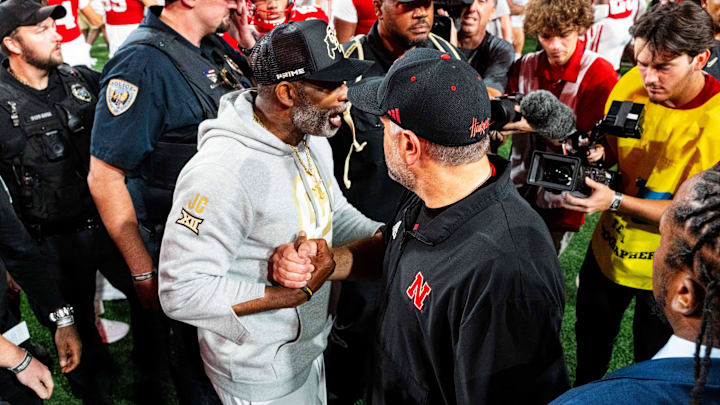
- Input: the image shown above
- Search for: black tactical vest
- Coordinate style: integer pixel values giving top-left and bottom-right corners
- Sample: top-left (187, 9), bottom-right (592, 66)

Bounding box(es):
top-left (0, 65), bottom-right (97, 225)
top-left (122, 27), bottom-right (252, 194)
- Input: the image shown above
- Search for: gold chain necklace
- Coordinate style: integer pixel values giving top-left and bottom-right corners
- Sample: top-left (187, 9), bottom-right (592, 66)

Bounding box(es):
top-left (7, 67), bottom-right (30, 87)
top-left (254, 111), bottom-right (326, 200)
top-left (291, 142), bottom-right (326, 200)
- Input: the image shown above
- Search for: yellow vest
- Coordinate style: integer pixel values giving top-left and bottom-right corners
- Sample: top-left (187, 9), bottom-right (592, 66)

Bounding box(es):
top-left (591, 67), bottom-right (720, 290)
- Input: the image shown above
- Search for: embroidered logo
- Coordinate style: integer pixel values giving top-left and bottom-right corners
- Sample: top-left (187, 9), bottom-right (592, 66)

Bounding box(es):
top-left (105, 79), bottom-right (138, 116)
top-left (71, 84), bottom-right (92, 102)
top-left (469, 117), bottom-right (490, 138)
top-left (406, 271), bottom-right (432, 311)
top-left (387, 108), bottom-right (401, 124)
top-left (188, 194), bottom-right (209, 214)
top-left (392, 220), bottom-right (402, 239)
top-left (324, 25), bottom-right (342, 59)
top-left (176, 208), bottom-right (204, 235)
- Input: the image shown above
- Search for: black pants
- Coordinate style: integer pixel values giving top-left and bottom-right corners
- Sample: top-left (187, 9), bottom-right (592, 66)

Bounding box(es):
top-left (139, 223), bottom-right (222, 405)
top-left (325, 280), bottom-right (380, 404)
top-left (33, 224), bottom-right (155, 404)
top-left (574, 248), bottom-right (672, 386)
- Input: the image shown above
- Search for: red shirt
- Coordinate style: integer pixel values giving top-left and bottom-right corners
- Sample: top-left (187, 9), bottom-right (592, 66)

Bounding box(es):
top-left (507, 41), bottom-right (618, 231)
top-left (105, 0), bottom-right (145, 26)
top-left (223, 6), bottom-right (329, 49)
top-left (49, 0), bottom-right (82, 43)
top-left (351, 0), bottom-right (375, 35)
top-left (508, 40), bottom-right (618, 133)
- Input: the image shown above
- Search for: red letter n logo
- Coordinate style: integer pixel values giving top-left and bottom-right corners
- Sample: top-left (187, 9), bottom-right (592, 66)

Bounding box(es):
top-left (406, 271), bottom-right (432, 311)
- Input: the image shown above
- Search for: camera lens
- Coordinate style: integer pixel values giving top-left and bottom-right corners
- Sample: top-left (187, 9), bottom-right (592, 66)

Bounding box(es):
top-left (540, 161), bottom-right (573, 187)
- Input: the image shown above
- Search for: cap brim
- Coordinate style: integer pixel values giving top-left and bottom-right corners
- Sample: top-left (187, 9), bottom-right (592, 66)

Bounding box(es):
top-left (347, 76), bottom-right (384, 116)
top-left (33, 5), bottom-right (67, 24)
top-left (304, 57), bottom-right (375, 83)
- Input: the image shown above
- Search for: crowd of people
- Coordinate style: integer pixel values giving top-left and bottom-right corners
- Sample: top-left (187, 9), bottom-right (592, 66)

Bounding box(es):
top-left (0, 0), bottom-right (719, 404)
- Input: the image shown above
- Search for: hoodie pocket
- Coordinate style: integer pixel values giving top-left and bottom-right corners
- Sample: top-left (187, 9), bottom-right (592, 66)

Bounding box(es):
top-left (229, 308), bottom-right (301, 383)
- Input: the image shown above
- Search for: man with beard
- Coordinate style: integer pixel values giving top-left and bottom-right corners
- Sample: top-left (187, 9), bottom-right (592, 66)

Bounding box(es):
top-left (271, 48), bottom-right (570, 404)
top-left (562, 1), bottom-right (720, 387)
top-left (87, 0), bottom-right (255, 403)
top-left (458, 0), bottom-right (515, 98)
top-left (158, 20), bottom-right (380, 404)
top-left (551, 165), bottom-right (720, 404)
top-left (0, 0), bottom-right (148, 403)
top-left (327, 0), bottom-right (461, 402)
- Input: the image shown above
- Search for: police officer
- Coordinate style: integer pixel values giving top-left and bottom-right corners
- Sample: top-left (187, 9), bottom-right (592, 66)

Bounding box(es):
top-left (0, 175), bottom-right (82, 404)
top-left (327, 0), bottom-right (461, 402)
top-left (0, 0), bottom-right (148, 403)
top-left (87, 1), bottom-right (255, 403)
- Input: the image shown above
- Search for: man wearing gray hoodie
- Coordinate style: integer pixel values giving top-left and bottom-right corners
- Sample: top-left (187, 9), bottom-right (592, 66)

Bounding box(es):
top-left (158, 20), bottom-right (380, 404)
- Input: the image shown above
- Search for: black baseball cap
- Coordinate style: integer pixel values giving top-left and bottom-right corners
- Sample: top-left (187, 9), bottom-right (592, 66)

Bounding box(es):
top-left (250, 19), bottom-right (374, 85)
top-left (0, 0), bottom-right (66, 39)
top-left (348, 48), bottom-right (492, 146)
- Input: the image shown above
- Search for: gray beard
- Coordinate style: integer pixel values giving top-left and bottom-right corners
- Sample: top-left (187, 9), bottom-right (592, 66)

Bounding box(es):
top-left (291, 88), bottom-right (340, 138)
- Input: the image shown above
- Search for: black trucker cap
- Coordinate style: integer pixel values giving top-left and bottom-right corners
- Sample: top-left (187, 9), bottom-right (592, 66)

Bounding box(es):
top-left (348, 48), bottom-right (492, 146)
top-left (250, 19), bottom-right (374, 85)
top-left (0, 0), bottom-right (66, 39)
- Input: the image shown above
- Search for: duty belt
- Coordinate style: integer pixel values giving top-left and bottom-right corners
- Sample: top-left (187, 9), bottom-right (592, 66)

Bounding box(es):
top-left (28, 215), bottom-right (101, 240)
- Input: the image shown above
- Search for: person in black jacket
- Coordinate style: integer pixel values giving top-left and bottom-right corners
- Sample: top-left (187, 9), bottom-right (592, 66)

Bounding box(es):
top-left (0, 0), bottom-right (152, 403)
top-left (327, 1), bottom-right (462, 402)
top-left (272, 48), bottom-right (570, 404)
top-left (0, 176), bottom-right (81, 404)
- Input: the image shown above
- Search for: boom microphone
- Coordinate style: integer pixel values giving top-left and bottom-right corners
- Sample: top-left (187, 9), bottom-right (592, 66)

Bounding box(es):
top-left (519, 90), bottom-right (578, 141)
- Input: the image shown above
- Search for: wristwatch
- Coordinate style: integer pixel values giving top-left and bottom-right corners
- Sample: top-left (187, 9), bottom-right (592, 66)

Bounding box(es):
top-left (49, 305), bottom-right (74, 327)
top-left (609, 192), bottom-right (623, 211)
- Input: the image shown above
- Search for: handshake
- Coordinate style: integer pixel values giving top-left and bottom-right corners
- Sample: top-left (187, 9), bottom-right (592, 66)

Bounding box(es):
top-left (269, 231), bottom-right (336, 301)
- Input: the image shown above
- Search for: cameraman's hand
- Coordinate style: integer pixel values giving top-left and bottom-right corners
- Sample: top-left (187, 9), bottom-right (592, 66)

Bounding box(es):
top-left (500, 116), bottom-right (533, 135)
top-left (586, 144), bottom-right (605, 163)
top-left (561, 177), bottom-right (614, 214)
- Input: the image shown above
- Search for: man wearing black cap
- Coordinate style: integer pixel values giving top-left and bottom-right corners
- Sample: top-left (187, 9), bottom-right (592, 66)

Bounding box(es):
top-left (87, 0), bottom-right (256, 402)
top-left (272, 48), bottom-right (570, 404)
top-left (327, 1), bottom-right (463, 402)
top-left (158, 20), bottom-right (381, 404)
top-left (0, 0), bottom-right (147, 403)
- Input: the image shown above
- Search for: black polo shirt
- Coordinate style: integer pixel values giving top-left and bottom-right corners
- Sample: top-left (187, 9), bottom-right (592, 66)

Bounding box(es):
top-left (371, 155), bottom-right (570, 405)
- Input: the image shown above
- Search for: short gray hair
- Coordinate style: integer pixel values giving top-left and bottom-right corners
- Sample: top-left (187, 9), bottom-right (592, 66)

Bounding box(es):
top-left (387, 119), bottom-right (490, 167)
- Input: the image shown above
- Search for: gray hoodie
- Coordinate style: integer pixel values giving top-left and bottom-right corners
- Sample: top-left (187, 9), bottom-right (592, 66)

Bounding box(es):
top-left (158, 90), bottom-right (381, 401)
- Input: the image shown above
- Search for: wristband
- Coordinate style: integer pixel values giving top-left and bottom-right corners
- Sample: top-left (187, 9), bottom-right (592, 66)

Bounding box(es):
top-left (609, 192), bottom-right (623, 211)
top-left (300, 286), bottom-right (313, 301)
top-left (49, 305), bottom-right (74, 327)
top-left (132, 270), bottom-right (157, 282)
top-left (8, 350), bottom-right (32, 374)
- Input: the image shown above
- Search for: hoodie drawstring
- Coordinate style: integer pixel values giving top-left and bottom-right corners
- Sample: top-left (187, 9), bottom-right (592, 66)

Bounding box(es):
top-left (342, 103), bottom-right (367, 190)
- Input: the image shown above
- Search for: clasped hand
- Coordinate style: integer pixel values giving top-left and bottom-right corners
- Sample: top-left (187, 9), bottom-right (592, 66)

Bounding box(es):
top-left (269, 231), bottom-right (335, 292)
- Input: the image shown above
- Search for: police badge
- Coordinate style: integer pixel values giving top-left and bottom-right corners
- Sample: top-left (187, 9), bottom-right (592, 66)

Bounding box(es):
top-left (71, 84), bottom-right (92, 103)
top-left (105, 79), bottom-right (139, 116)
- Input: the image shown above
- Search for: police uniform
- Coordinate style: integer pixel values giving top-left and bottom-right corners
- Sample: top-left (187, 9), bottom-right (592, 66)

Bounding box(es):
top-left (90, 6), bottom-right (252, 404)
top-left (373, 156), bottom-right (569, 404)
top-left (0, 59), bottom-right (144, 404)
top-left (0, 176), bottom-right (65, 405)
top-left (324, 22), bottom-right (462, 403)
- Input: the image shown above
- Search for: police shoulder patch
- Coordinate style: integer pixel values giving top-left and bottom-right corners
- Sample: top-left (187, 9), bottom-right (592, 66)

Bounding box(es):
top-left (176, 208), bottom-right (204, 235)
top-left (105, 79), bottom-right (139, 116)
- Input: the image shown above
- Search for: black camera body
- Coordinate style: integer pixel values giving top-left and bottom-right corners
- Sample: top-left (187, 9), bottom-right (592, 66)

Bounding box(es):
top-left (490, 93), bottom-right (524, 130)
top-left (527, 100), bottom-right (644, 197)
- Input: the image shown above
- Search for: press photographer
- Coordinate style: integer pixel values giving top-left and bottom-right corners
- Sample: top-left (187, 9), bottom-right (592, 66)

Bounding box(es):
top-left (500, 0), bottom-right (618, 253)
top-left (565, 1), bottom-right (720, 387)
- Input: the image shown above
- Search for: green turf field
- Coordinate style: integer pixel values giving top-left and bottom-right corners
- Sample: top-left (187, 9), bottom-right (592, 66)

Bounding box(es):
top-left (20, 35), bottom-right (637, 404)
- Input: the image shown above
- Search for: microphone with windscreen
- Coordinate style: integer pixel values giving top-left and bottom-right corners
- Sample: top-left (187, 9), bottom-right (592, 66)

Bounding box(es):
top-left (519, 90), bottom-right (581, 142)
